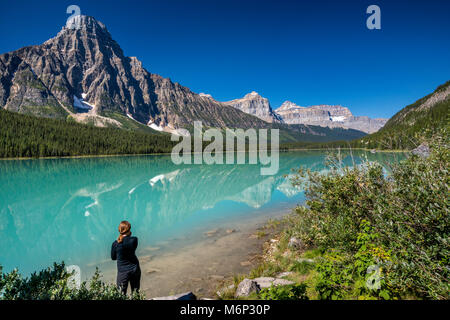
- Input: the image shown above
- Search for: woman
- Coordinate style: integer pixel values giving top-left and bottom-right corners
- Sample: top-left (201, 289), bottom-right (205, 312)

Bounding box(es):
top-left (111, 220), bottom-right (141, 295)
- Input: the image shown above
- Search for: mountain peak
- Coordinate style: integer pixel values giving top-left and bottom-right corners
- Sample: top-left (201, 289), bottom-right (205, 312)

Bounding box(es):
top-left (224, 92), bottom-right (282, 123)
top-left (64, 15), bottom-right (107, 31)
top-left (279, 101), bottom-right (302, 110)
top-left (0, 15), bottom-right (274, 132)
top-left (43, 14), bottom-right (123, 60)
top-left (244, 91), bottom-right (261, 99)
top-left (199, 93), bottom-right (213, 99)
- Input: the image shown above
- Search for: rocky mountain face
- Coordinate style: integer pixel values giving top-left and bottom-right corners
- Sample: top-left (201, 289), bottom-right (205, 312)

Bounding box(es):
top-left (0, 16), bottom-right (272, 132)
top-left (223, 91), bottom-right (282, 123)
top-left (275, 101), bottom-right (387, 134)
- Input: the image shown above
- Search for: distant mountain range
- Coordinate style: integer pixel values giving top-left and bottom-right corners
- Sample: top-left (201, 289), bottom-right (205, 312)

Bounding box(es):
top-left (0, 15), bottom-right (382, 149)
top-left (275, 101), bottom-right (387, 134)
top-left (207, 92), bottom-right (385, 134)
top-left (202, 90), bottom-right (386, 133)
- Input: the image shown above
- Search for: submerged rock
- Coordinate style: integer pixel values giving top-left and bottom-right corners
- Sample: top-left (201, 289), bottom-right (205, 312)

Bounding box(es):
top-left (204, 229), bottom-right (219, 237)
top-left (146, 268), bottom-right (160, 274)
top-left (235, 279), bottom-right (260, 297)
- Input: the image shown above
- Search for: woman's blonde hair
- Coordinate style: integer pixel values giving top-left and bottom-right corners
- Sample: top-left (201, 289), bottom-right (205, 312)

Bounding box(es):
top-left (117, 220), bottom-right (131, 243)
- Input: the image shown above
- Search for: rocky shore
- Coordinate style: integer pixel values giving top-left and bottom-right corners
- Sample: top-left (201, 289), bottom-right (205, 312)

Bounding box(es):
top-left (98, 209), bottom-right (292, 299)
top-left (146, 219), bottom-right (307, 300)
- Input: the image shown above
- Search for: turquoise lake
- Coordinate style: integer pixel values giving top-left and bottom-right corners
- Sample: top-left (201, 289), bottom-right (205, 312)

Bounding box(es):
top-left (0, 151), bottom-right (406, 280)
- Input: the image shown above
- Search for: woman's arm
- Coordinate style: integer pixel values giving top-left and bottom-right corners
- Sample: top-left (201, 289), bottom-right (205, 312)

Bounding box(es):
top-left (111, 241), bottom-right (117, 260)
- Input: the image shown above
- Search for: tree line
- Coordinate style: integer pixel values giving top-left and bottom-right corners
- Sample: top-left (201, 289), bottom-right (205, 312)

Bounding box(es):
top-left (0, 109), bottom-right (175, 158)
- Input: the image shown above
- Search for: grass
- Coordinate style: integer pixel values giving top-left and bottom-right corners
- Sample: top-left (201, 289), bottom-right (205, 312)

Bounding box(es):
top-left (217, 214), bottom-right (319, 300)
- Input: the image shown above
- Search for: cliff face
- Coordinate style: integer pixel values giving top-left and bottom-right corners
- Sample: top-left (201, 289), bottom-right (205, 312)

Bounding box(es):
top-left (0, 16), bottom-right (271, 132)
top-left (275, 101), bottom-right (387, 134)
top-left (224, 91), bottom-right (282, 123)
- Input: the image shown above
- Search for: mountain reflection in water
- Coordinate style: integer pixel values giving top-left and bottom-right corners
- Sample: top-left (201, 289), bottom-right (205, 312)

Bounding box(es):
top-left (0, 151), bottom-right (405, 276)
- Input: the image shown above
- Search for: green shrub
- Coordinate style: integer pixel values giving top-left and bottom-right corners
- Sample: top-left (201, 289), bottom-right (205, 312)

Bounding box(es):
top-left (314, 221), bottom-right (399, 300)
top-left (291, 134), bottom-right (449, 299)
top-left (291, 158), bottom-right (386, 252)
top-left (259, 283), bottom-right (308, 300)
top-left (314, 251), bottom-right (353, 300)
top-left (0, 262), bottom-right (144, 300)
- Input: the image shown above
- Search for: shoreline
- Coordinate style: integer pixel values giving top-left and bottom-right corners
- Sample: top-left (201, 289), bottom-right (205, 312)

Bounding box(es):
top-left (0, 148), bottom-right (408, 161)
top-left (100, 208), bottom-right (291, 299)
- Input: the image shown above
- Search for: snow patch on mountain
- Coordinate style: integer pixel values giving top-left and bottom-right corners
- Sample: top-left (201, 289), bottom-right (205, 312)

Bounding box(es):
top-left (331, 116), bottom-right (346, 122)
top-left (147, 120), bottom-right (164, 132)
top-left (73, 95), bottom-right (93, 110)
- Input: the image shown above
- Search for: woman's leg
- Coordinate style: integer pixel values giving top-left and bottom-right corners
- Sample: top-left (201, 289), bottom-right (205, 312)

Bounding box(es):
top-left (117, 271), bottom-right (129, 295)
top-left (130, 267), bottom-right (141, 293)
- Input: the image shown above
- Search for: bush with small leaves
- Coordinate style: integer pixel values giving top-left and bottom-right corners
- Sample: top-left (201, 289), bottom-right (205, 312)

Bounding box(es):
top-left (258, 283), bottom-right (308, 300)
top-left (0, 262), bottom-right (145, 300)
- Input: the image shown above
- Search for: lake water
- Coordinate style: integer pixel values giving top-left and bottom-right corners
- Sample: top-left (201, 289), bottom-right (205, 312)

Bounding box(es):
top-left (0, 150), bottom-right (405, 294)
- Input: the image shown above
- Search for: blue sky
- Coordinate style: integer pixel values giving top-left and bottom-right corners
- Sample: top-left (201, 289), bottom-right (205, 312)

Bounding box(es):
top-left (0, 0), bottom-right (449, 118)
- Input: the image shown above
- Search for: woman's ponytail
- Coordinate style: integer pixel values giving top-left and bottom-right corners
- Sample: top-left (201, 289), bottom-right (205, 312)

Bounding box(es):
top-left (117, 220), bottom-right (132, 243)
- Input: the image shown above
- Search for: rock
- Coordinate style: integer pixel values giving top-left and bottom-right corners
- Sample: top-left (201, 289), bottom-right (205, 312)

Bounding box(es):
top-left (224, 91), bottom-right (283, 123)
top-left (226, 229), bottom-right (236, 234)
top-left (273, 279), bottom-right (295, 286)
top-left (276, 272), bottom-right (294, 278)
top-left (204, 229), bottom-right (219, 237)
top-left (190, 277), bottom-right (202, 282)
top-left (253, 277), bottom-right (276, 289)
top-left (235, 279), bottom-right (260, 298)
top-left (288, 237), bottom-right (303, 250)
top-left (146, 268), bottom-right (161, 274)
top-left (151, 291), bottom-right (197, 300)
top-left (240, 261), bottom-right (252, 266)
top-left (270, 239), bottom-right (279, 243)
top-left (140, 255), bottom-right (152, 262)
top-left (412, 143), bottom-right (430, 158)
top-left (297, 258), bottom-right (314, 263)
top-left (253, 277), bottom-right (295, 289)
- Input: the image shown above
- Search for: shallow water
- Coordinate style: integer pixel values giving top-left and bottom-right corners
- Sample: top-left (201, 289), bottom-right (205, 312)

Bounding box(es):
top-left (0, 150), bottom-right (405, 295)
